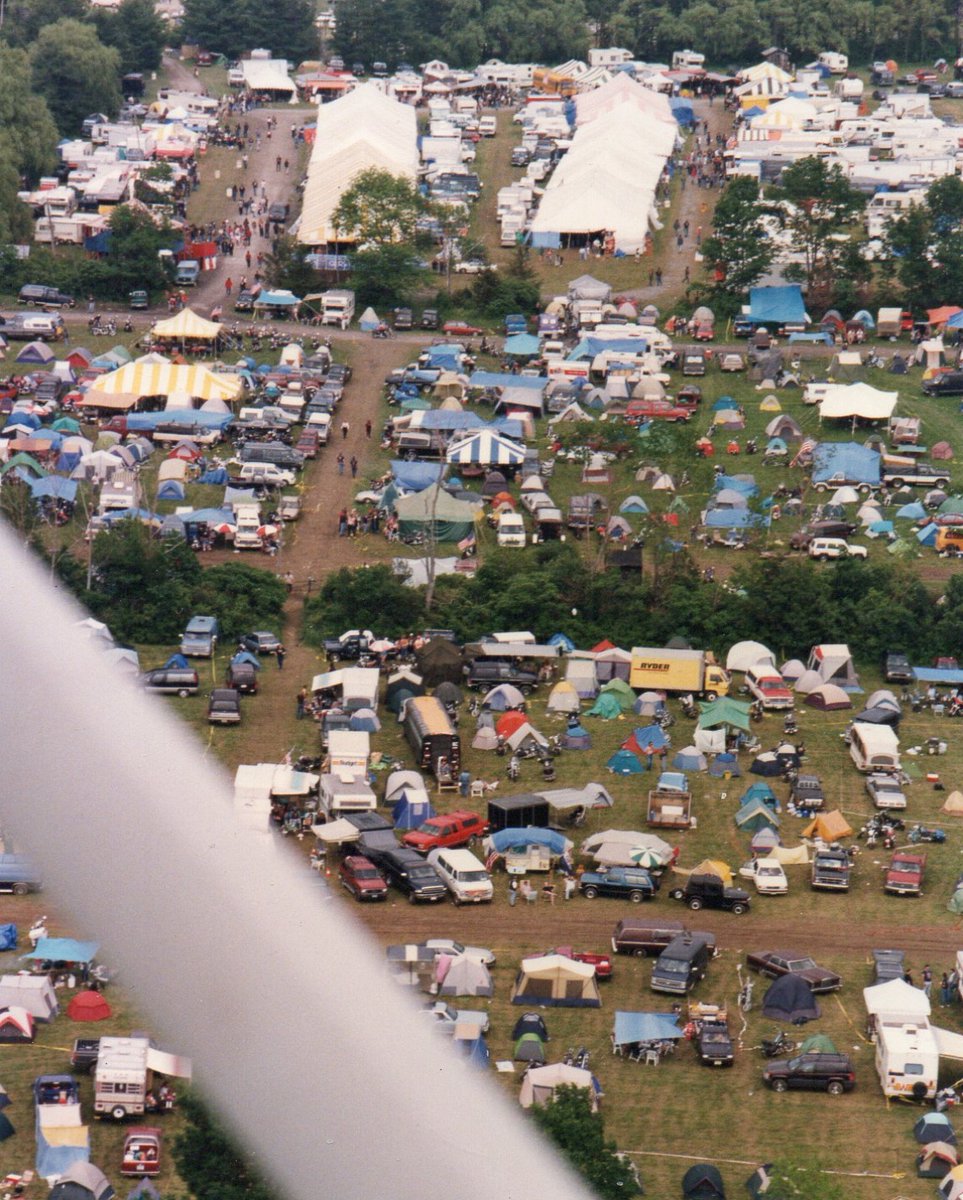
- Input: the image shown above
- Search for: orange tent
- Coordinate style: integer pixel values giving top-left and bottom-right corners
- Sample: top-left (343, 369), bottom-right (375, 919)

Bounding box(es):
top-left (496, 711), bottom-right (528, 739)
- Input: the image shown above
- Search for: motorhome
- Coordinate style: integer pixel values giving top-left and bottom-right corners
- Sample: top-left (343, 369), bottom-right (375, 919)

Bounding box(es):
top-left (94, 1036), bottom-right (191, 1119)
top-left (849, 723), bottom-right (900, 773)
top-left (232, 503), bottom-right (263, 550)
top-left (866, 190), bottom-right (925, 239)
top-left (873, 1018), bottom-right (939, 1101)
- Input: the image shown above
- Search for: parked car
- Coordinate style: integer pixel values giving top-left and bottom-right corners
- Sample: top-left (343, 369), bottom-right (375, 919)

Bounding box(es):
top-left (546, 945), bottom-right (613, 979)
top-left (738, 859), bottom-right (789, 894)
top-left (18, 283), bottom-right (75, 309)
top-left (454, 259), bottom-right (496, 274)
top-left (207, 688), bottom-right (241, 725)
top-left (866, 772), bottom-right (907, 810)
top-left (763, 1052), bottom-right (856, 1094)
top-left (374, 848), bottom-right (448, 903)
top-left (745, 951), bottom-right (842, 993)
top-left (883, 651), bottom-right (914, 684)
top-left (423, 1000), bottom-right (489, 1033)
top-left (464, 659), bottom-right (538, 692)
top-left (180, 614), bottom-right (219, 657)
top-left (872, 948), bottom-right (906, 983)
top-left (884, 850), bottom-right (925, 895)
top-left (579, 867), bottom-right (658, 903)
top-left (338, 855), bottom-right (388, 901)
top-left (393, 307), bottom-right (413, 329)
top-left (790, 774), bottom-right (825, 811)
top-left (225, 661), bottom-right (258, 694)
top-left (421, 308), bottom-right (439, 329)
top-left (922, 370), bottom-right (963, 396)
top-left (625, 398), bottom-right (692, 424)
top-left (809, 538), bottom-right (868, 561)
top-left (668, 874), bottom-right (750, 914)
top-left (241, 631), bottom-right (282, 655)
top-left (443, 320), bottom-right (484, 335)
top-left (420, 939), bottom-right (495, 964)
top-left (296, 429), bottom-right (320, 458)
top-left (141, 667), bottom-right (199, 697)
top-left (402, 811), bottom-right (489, 852)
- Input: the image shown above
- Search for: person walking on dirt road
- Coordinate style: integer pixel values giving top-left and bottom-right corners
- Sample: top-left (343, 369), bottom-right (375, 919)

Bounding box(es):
top-left (365, 419), bottom-right (372, 439)
top-left (350, 456), bottom-right (358, 478)
top-left (337, 452), bottom-right (345, 474)
top-left (341, 420), bottom-right (349, 439)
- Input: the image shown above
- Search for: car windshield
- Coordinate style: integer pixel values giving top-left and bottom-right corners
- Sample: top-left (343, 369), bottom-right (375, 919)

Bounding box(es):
top-left (354, 869), bottom-right (381, 880)
top-left (459, 871), bottom-right (489, 883)
top-left (786, 958), bottom-right (817, 971)
top-left (895, 861), bottom-right (923, 875)
top-left (658, 959), bottom-right (689, 974)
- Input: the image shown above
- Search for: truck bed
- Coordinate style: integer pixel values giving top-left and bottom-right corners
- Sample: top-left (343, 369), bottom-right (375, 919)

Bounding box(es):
top-left (647, 789), bottom-right (693, 828)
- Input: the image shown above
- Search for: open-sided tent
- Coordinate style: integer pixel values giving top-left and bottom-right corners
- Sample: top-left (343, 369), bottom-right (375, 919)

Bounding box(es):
top-left (683, 1163), bottom-right (726, 1199)
top-left (510, 954), bottom-right (602, 1007)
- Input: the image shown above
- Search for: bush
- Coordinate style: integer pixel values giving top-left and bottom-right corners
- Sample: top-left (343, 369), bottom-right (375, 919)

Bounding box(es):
top-left (303, 565), bottom-right (426, 643)
top-left (191, 563), bottom-right (287, 642)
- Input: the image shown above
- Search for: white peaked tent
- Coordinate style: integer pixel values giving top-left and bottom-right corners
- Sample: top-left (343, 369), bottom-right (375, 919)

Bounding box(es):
top-left (864, 977), bottom-right (931, 1021)
top-left (446, 430), bottom-right (526, 467)
top-left (818, 383), bottom-right (899, 422)
top-left (298, 85), bottom-right (419, 246)
top-left (519, 1063), bottom-right (598, 1110)
top-left (726, 641), bottom-right (776, 673)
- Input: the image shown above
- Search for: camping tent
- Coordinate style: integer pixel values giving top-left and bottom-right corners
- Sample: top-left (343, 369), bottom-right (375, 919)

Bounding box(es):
top-left (415, 639), bottom-right (463, 686)
top-left (943, 791), bottom-right (963, 815)
top-left (761, 975), bottom-right (820, 1023)
top-left (599, 677), bottom-right (636, 710)
top-left (0, 974), bottom-right (58, 1020)
top-left (804, 684), bottom-right (852, 711)
top-left (588, 692), bottom-right (622, 719)
top-left (682, 1164), bottom-right (726, 1199)
top-left (726, 641), bottom-right (775, 673)
top-left (0, 1005), bottom-right (35, 1042)
top-left (547, 681), bottom-right (580, 714)
top-left (518, 1063), bottom-right (598, 1110)
top-left (49, 1162), bottom-right (114, 1200)
top-left (510, 954), bottom-right (602, 1007)
top-left (807, 643), bottom-right (860, 689)
top-left (66, 990), bottom-right (112, 1021)
top-left (802, 810), bottom-right (853, 841)
top-left (394, 484), bottom-right (481, 542)
top-left (437, 954), bottom-right (494, 998)
top-left (391, 790), bottom-right (434, 830)
top-left (566, 659), bottom-right (599, 698)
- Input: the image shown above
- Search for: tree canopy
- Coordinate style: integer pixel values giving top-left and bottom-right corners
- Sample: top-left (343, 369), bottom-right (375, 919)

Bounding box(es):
top-left (530, 1084), bottom-right (642, 1200)
top-left (30, 19), bottom-right (122, 135)
top-left (182, 0), bottom-right (316, 62)
top-left (699, 176), bottom-right (774, 315)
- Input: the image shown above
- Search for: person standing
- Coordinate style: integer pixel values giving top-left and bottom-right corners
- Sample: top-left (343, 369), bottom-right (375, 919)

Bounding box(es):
top-left (296, 687), bottom-right (307, 719)
top-left (941, 972), bottom-right (952, 1007)
top-left (365, 418), bottom-right (372, 439)
top-left (508, 879), bottom-right (518, 907)
top-left (349, 456), bottom-right (358, 478)
top-left (341, 420), bottom-right (349, 439)
top-left (337, 452), bottom-right (345, 475)
top-left (923, 965), bottom-right (933, 998)
top-left (275, 643), bottom-right (285, 669)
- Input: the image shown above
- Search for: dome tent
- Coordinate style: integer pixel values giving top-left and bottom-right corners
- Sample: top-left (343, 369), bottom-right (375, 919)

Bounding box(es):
top-left (66, 990), bottom-right (112, 1021)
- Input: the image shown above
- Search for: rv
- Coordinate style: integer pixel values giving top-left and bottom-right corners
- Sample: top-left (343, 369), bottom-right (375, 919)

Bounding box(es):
top-left (403, 696), bottom-right (461, 777)
top-left (232, 503), bottom-right (263, 550)
top-left (874, 1017), bottom-right (939, 1101)
top-left (94, 1036), bottom-right (191, 1120)
top-left (319, 772), bottom-right (377, 816)
top-left (320, 289), bottom-right (355, 328)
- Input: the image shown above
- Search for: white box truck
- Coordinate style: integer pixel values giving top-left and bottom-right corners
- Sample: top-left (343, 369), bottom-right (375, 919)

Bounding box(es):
top-left (873, 1018), bottom-right (939, 1101)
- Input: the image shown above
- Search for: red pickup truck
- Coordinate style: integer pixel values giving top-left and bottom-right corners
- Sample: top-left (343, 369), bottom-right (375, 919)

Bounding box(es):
top-left (402, 811), bottom-right (489, 853)
top-left (547, 945), bottom-right (613, 979)
top-left (884, 851), bottom-right (925, 896)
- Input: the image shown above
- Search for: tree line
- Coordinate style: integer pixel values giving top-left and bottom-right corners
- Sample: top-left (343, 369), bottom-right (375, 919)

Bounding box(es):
top-left (303, 547), bottom-right (960, 669)
top-left (331, 0), bottom-right (958, 71)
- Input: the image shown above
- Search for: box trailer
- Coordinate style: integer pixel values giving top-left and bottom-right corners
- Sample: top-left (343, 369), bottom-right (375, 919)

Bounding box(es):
top-left (403, 696), bottom-right (461, 777)
top-left (487, 794), bottom-right (551, 832)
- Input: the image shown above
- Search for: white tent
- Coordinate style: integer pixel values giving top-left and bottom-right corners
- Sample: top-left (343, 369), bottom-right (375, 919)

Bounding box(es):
top-left (863, 977), bottom-right (931, 1020)
top-left (726, 641), bottom-right (776, 673)
top-left (819, 383), bottom-right (899, 422)
top-left (519, 1063), bottom-right (598, 1110)
top-left (0, 974), bottom-right (58, 1020)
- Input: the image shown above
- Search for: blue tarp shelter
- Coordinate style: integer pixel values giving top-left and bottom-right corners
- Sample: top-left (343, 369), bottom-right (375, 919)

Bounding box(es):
top-left (29, 476), bottom-right (78, 502)
top-left (391, 460), bottom-right (444, 491)
top-left (24, 938), bottom-right (98, 964)
top-left (504, 333), bottom-right (541, 357)
top-left (197, 466), bottom-right (229, 484)
top-left (567, 337), bottom-right (648, 362)
top-left (669, 96), bottom-right (695, 125)
top-left (913, 667), bottom-right (963, 685)
top-left (811, 442), bottom-right (881, 486)
top-left (612, 1011), bottom-right (684, 1047)
top-left (122, 409), bottom-right (233, 433)
top-left (703, 509), bottom-right (767, 529)
top-left (747, 285), bottom-right (808, 327)
top-left (469, 371), bottom-right (547, 391)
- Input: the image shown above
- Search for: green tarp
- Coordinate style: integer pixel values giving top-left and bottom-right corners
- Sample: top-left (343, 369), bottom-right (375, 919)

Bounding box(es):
top-left (698, 696), bottom-right (752, 732)
top-left (394, 482), bottom-right (482, 542)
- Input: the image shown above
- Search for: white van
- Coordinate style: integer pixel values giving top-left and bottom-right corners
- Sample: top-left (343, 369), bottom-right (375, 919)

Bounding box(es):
top-left (850, 722), bottom-right (900, 773)
top-left (497, 511), bottom-right (526, 548)
top-left (427, 848), bottom-right (493, 905)
top-left (478, 115), bottom-right (497, 137)
top-left (306, 412), bottom-right (331, 443)
top-left (237, 462), bottom-right (296, 488)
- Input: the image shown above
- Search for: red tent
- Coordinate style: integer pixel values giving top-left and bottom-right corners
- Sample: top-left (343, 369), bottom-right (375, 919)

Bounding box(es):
top-left (496, 711), bottom-right (528, 739)
top-left (67, 990), bottom-right (113, 1022)
top-left (591, 639), bottom-right (615, 653)
top-left (0, 1006), bottom-right (35, 1042)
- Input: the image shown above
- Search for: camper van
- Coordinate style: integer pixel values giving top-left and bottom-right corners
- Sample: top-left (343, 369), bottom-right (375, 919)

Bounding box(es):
top-left (849, 723), bottom-right (900, 773)
top-left (866, 190), bottom-right (925, 239)
top-left (427, 847), bottom-right (493, 905)
top-left (874, 1017), bottom-right (939, 1101)
top-left (403, 696), bottom-right (461, 777)
top-left (818, 51), bottom-right (849, 74)
top-left (496, 510), bottom-right (527, 547)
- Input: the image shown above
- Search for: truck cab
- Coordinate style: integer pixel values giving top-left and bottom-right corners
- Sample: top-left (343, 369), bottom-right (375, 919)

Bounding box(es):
top-left (175, 260), bottom-right (200, 286)
top-left (884, 850), bottom-right (925, 896)
top-left (811, 844), bottom-right (852, 891)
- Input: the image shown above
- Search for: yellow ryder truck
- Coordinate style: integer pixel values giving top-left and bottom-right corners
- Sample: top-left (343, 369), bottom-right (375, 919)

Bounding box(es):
top-left (629, 648), bottom-right (730, 697)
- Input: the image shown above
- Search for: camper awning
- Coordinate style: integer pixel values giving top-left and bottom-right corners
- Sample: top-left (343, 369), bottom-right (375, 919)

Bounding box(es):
top-left (146, 1047), bottom-right (192, 1079)
top-left (312, 818), bottom-right (360, 843)
top-left (933, 1026), bottom-right (963, 1060)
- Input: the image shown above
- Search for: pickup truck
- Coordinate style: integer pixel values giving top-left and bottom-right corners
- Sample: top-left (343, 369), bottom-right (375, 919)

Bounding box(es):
top-left (884, 850), bottom-right (925, 895)
top-left (324, 631), bottom-right (374, 662)
top-left (70, 1038), bottom-right (101, 1072)
top-left (881, 463), bottom-right (950, 489)
top-left (811, 844), bottom-right (852, 891)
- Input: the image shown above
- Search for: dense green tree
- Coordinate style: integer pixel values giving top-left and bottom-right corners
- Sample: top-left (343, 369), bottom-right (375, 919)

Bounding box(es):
top-left (30, 20), bottom-right (121, 135)
top-left (183, 0), bottom-right (315, 62)
top-left (263, 234), bottom-right (319, 297)
top-left (102, 205), bottom-right (176, 295)
top-left (93, 0), bottom-right (166, 75)
top-left (885, 176), bottom-right (963, 309)
top-left (0, 45), bottom-right (58, 182)
top-left (332, 168), bottom-right (425, 245)
top-left (2, 0), bottom-right (88, 46)
top-left (87, 521), bottom-right (201, 644)
top-left (530, 1085), bottom-right (642, 1200)
top-left (303, 565), bottom-right (426, 643)
top-left (192, 563), bottom-right (287, 642)
top-left (351, 244), bottom-right (426, 307)
top-left (699, 176), bottom-right (774, 315)
top-left (0, 161), bottom-right (34, 242)
top-left (766, 157), bottom-right (865, 303)
top-left (173, 1093), bottom-right (272, 1200)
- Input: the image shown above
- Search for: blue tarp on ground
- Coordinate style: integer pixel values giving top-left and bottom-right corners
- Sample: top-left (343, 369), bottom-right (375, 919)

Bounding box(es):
top-left (29, 476), bottom-right (78, 502)
top-left (24, 938), bottom-right (98, 963)
top-left (703, 509), bottom-right (767, 529)
top-left (747, 285), bottom-right (808, 327)
top-left (36, 1118), bottom-right (89, 1180)
top-left (669, 97), bottom-right (695, 125)
top-left (713, 474), bottom-right (758, 497)
top-left (197, 467), bottom-right (229, 484)
top-left (811, 442), bottom-right (881, 486)
top-left (489, 827), bottom-right (570, 854)
top-left (391, 461), bottom-right (445, 491)
top-left (469, 372), bottom-right (547, 392)
top-left (612, 1011), bottom-right (684, 1047)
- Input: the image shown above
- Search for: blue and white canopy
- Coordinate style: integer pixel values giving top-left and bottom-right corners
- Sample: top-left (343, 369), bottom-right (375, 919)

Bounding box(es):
top-left (446, 430), bottom-right (526, 467)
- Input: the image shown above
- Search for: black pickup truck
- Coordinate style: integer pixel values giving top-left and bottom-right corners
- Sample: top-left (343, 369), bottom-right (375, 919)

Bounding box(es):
top-left (324, 632), bottom-right (374, 662)
top-left (70, 1038), bottom-right (101, 1072)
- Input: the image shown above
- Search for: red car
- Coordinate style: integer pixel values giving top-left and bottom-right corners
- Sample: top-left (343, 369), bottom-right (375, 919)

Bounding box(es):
top-left (121, 1128), bottom-right (162, 1177)
top-left (548, 945), bottom-right (613, 979)
top-left (624, 398), bottom-right (692, 425)
top-left (442, 320), bottom-right (484, 336)
top-left (884, 851), bottom-right (925, 896)
top-left (401, 810), bottom-right (489, 853)
top-left (338, 855), bottom-right (388, 901)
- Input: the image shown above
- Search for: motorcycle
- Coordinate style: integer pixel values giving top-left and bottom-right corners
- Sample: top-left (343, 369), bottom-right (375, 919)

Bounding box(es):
top-left (761, 1030), bottom-right (796, 1058)
top-left (909, 823), bottom-right (947, 844)
top-left (783, 712), bottom-right (799, 736)
top-left (28, 916), bottom-right (48, 950)
top-left (507, 755), bottom-right (521, 782)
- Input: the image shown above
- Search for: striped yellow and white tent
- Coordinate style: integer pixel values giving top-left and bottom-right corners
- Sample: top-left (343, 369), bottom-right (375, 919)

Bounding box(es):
top-left (81, 362), bottom-right (243, 405)
top-left (151, 308), bottom-right (222, 340)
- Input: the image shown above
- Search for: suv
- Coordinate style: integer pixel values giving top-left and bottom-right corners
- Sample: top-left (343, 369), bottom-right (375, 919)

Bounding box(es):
top-left (763, 1052), bottom-right (856, 1095)
top-left (789, 520), bottom-right (858, 550)
top-left (402, 811), bottom-right (489, 853)
top-left (884, 850), bottom-right (925, 896)
top-left (922, 371), bottom-right (963, 396)
top-left (207, 688), bottom-right (241, 724)
top-left (421, 308), bottom-right (439, 330)
top-left (225, 661), bottom-right (258, 694)
top-left (809, 538), bottom-right (868, 561)
top-left (393, 307), bottom-right (413, 330)
top-left (241, 631), bottom-right (282, 655)
top-left (579, 867), bottom-right (658, 903)
top-left (464, 659), bottom-right (539, 692)
top-left (668, 874), bottom-right (750, 914)
top-left (883, 652), bottom-right (913, 684)
top-left (180, 615), bottom-right (219, 657)
top-left (651, 934), bottom-right (714, 994)
top-left (338, 855), bottom-right (388, 901)
top-left (790, 774), bottom-right (825, 811)
top-left (142, 667), bottom-right (200, 697)
top-left (696, 1017), bottom-right (734, 1067)
top-left (18, 284), bottom-right (75, 309)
